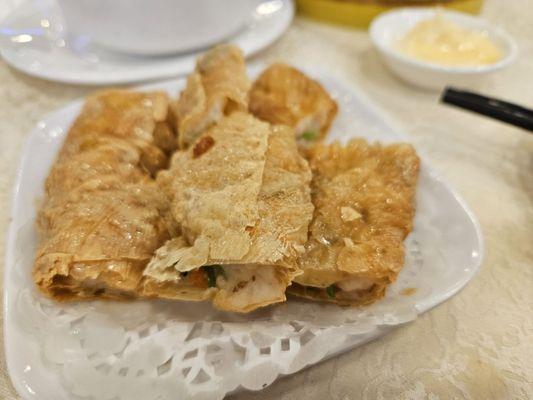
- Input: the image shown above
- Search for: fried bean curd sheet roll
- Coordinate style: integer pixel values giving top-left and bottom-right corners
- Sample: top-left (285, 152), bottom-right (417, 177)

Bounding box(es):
top-left (174, 44), bottom-right (250, 149)
top-left (289, 139), bottom-right (420, 306)
top-left (33, 90), bottom-right (179, 300)
top-left (249, 63), bottom-right (338, 142)
top-left (142, 112), bottom-right (314, 313)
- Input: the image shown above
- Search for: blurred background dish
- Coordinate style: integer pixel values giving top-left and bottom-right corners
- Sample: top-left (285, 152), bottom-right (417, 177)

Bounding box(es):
top-left (56, 0), bottom-right (254, 56)
top-left (0, 0), bottom-right (294, 85)
top-left (296, 0), bottom-right (483, 28)
top-left (370, 8), bottom-right (517, 90)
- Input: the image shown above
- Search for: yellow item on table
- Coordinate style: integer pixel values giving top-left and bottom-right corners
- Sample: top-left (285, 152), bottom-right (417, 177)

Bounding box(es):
top-left (397, 14), bottom-right (502, 66)
top-left (295, 0), bottom-right (484, 29)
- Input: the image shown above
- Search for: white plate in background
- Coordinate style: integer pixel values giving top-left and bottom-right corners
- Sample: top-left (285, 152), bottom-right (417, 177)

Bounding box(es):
top-left (0, 0), bottom-right (294, 85)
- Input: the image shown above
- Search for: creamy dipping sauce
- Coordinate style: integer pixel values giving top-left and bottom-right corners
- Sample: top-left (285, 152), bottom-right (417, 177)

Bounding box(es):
top-left (397, 14), bottom-right (503, 67)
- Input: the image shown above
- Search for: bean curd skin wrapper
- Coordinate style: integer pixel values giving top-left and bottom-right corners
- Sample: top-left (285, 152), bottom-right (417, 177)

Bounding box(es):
top-left (33, 90), bottom-right (179, 300)
top-left (174, 44), bottom-right (250, 149)
top-left (249, 63), bottom-right (338, 142)
top-left (289, 139), bottom-right (420, 306)
top-left (142, 112), bottom-right (314, 313)
top-left (32, 44), bottom-right (420, 315)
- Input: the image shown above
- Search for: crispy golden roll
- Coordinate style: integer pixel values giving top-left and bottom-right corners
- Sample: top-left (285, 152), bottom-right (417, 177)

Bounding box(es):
top-left (174, 44), bottom-right (250, 149)
top-left (289, 139), bottom-right (420, 306)
top-left (33, 90), bottom-right (179, 300)
top-left (142, 112), bottom-right (314, 313)
top-left (249, 63), bottom-right (338, 141)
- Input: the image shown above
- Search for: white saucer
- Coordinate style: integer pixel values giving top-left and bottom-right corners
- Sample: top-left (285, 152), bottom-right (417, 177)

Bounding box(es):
top-left (0, 0), bottom-right (294, 85)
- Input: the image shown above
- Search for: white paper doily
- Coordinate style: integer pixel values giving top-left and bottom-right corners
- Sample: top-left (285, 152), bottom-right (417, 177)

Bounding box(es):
top-left (4, 70), bottom-right (483, 400)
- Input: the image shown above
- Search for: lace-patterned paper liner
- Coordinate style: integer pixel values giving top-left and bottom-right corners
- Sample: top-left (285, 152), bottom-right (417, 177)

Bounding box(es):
top-left (14, 293), bottom-right (419, 400)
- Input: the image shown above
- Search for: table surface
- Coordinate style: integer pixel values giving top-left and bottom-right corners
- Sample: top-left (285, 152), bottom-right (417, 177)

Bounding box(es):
top-left (1, 1), bottom-right (532, 399)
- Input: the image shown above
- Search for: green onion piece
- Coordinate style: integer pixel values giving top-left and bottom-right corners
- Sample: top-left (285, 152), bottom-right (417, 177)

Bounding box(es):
top-left (326, 285), bottom-right (336, 298)
top-left (204, 265), bottom-right (226, 287)
top-left (301, 131), bottom-right (317, 141)
top-left (204, 266), bottom-right (218, 287)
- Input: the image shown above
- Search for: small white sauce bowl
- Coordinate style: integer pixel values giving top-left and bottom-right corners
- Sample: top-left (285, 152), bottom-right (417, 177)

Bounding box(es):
top-left (369, 8), bottom-right (518, 90)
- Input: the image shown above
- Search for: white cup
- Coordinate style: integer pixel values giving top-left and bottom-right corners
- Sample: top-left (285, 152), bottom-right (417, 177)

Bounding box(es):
top-left (56, 0), bottom-right (254, 55)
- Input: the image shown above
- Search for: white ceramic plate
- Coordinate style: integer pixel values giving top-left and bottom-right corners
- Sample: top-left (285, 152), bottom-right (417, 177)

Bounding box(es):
top-left (0, 0), bottom-right (294, 85)
top-left (4, 69), bottom-right (483, 400)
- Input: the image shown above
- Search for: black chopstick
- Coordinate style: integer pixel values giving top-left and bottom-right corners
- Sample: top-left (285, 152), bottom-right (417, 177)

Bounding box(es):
top-left (440, 87), bottom-right (533, 132)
